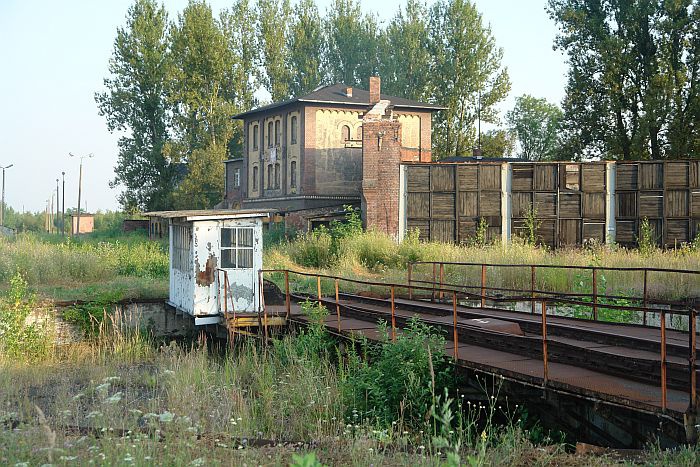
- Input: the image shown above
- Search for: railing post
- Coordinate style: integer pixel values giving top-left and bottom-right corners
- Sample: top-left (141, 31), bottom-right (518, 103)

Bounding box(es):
top-left (661, 309), bottom-right (667, 411)
top-left (258, 270), bottom-right (267, 343)
top-left (453, 291), bottom-right (459, 360)
top-left (439, 263), bottom-right (445, 300)
top-left (690, 306), bottom-right (697, 414)
top-left (643, 269), bottom-right (648, 326)
top-left (284, 270), bottom-right (290, 320)
top-left (335, 279), bottom-right (341, 333)
top-left (481, 264), bottom-right (487, 308)
top-left (542, 300), bottom-right (548, 386)
top-left (432, 263), bottom-right (436, 302)
top-left (391, 285), bottom-right (396, 342)
top-left (407, 263), bottom-right (413, 300)
top-left (531, 265), bottom-right (536, 315)
top-left (592, 267), bottom-right (598, 321)
top-left (317, 275), bottom-right (322, 308)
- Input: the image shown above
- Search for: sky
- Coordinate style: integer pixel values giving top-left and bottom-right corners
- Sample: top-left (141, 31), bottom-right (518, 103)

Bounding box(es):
top-left (0, 0), bottom-right (567, 213)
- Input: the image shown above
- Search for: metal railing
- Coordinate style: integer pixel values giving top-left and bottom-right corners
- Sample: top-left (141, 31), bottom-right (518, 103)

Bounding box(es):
top-left (258, 266), bottom-right (699, 414)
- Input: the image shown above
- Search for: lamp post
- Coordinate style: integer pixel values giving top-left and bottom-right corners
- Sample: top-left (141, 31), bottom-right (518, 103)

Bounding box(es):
top-left (0, 164), bottom-right (13, 228)
top-left (61, 172), bottom-right (65, 236)
top-left (69, 153), bottom-right (93, 236)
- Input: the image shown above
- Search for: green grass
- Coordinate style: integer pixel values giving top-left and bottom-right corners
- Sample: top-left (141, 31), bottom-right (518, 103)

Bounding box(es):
top-left (266, 230), bottom-right (700, 303)
top-left (0, 231), bottom-right (168, 301)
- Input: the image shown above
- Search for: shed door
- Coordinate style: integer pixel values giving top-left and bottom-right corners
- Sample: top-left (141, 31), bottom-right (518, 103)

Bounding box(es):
top-left (220, 227), bottom-right (255, 312)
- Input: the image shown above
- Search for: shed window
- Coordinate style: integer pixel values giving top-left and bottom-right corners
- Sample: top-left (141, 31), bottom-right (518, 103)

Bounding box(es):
top-left (252, 166), bottom-right (258, 191)
top-left (221, 227), bottom-right (254, 269)
top-left (233, 168), bottom-right (240, 188)
top-left (252, 124), bottom-right (258, 150)
top-left (172, 225), bottom-right (192, 273)
top-left (275, 120), bottom-right (281, 146)
top-left (290, 160), bottom-right (297, 188)
top-left (267, 121), bottom-right (273, 147)
top-left (291, 116), bottom-right (298, 144)
top-left (342, 125), bottom-right (351, 142)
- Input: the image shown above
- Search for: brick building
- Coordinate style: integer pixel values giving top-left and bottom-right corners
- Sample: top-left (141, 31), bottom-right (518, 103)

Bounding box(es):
top-left (222, 77), bottom-right (444, 233)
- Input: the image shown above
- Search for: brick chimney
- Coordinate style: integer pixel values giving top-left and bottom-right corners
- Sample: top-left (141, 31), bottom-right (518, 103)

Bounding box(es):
top-left (346, 86), bottom-right (353, 98)
top-left (369, 76), bottom-right (381, 104)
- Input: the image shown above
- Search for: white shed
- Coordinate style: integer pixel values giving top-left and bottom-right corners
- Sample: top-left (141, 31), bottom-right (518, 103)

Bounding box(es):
top-left (149, 210), bottom-right (273, 325)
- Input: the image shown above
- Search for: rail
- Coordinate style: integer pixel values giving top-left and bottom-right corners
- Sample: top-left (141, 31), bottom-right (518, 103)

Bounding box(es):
top-left (257, 266), bottom-right (698, 415)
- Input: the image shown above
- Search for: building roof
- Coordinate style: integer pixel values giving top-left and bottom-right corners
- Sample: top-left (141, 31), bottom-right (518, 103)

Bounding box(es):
top-left (143, 209), bottom-right (276, 222)
top-left (233, 83), bottom-right (446, 119)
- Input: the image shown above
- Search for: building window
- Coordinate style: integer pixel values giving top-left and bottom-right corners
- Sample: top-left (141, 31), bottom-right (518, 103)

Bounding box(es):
top-left (252, 124), bottom-right (258, 150)
top-left (172, 225), bottom-right (192, 273)
top-left (252, 166), bottom-right (258, 191)
top-left (267, 164), bottom-right (273, 189)
top-left (233, 168), bottom-right (240, 188)
top-left (291, 116), bottom-right (298, 144)
top-left (290, 160), bottom-right (297, 188)
top-left (267, 121), bottom-right (273, 147)
top-left (221, 227), bottom-right (254, 269)
top-left (357, 125), bottom-right (362, 140)
top-left (342, 125), bottom-right (351, 142)
top-left (274, 163), bottom-right (280, 189)
top-left (275, 120), bottom-right (281, 146)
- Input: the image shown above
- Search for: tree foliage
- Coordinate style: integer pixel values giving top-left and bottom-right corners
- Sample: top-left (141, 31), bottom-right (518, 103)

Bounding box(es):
top-left (95, 0), bottom-right (174, 211)
top-left (506, 94), bottom-right (563, 161)
top-left (549, 0), bottom-right (700, 160)
top-left (428, 0), bottom-right (511, 158)
top-left (479, 129), bottom-right (516, 158)
top-left (287, 0), bottom-right (326, 97)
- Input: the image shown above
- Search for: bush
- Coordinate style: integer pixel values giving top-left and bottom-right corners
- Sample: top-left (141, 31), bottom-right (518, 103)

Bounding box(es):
top-left (0, 272), bottom-right (50, 362)
top-left (286, 229), bottom-right (335, 269)
top-left (342, 318), bottom-right (453, 428)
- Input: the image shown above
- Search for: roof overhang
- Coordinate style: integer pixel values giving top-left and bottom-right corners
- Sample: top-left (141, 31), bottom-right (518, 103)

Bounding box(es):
top-left (144, 209), bottom-right (276, 222)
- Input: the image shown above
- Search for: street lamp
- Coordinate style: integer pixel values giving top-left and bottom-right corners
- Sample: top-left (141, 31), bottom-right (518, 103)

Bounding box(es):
top-left (69, 152), bottom-right (93, 236)
top-left (0, 163), bottom-right (13, 228)
top-left (62, 172), bottom-right (66, 236)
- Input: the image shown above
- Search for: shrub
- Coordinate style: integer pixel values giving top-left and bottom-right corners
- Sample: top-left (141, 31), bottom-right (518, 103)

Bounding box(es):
top-left (638, 217), bottom-right (658, 256)
top-left (342, 318), bottom-right (453, 428)
top-left (522, 203), bottom-right (541, 246)
top-left (0, 272), bottom-right (50, 362)
top-left (286, 229), bottom-right (334, 269)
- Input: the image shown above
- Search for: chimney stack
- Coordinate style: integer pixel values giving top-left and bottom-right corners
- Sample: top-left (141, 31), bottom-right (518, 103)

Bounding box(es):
top-left (346, 86), bottom-right (353, 98)
top-left (369, 76), bottom-right (381, 104)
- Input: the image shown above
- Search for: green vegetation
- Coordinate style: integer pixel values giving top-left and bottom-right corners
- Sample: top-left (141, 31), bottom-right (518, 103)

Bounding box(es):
top-left (0, 232), bottom-right (168, 301)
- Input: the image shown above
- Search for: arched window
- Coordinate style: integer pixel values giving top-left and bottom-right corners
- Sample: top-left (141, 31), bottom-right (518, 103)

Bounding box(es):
top-left (341, 125), bottom-right (351, 142)
top-left (267, 121), bottom-right (273, 147)
top-left (274, 163), bottom-right (280, 189)
top-left (291, 116), bottom-right (298, 144)
top-left (252, 124), bottom-right (259, 150)
top-left (252, 166), bottom-right (258, 191)
top-left (357, 125), bottom-right (363, 140)
top-left (275, 120), bottom-right (281, 146)
top-left (267, 164), bottom-right (272, 189)
top-left (290, 160), bottom-right (297, 188)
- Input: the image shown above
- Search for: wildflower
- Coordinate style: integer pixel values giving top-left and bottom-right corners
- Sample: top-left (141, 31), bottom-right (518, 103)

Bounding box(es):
top-left (59, 455), bottom-right (77, 461)
top-left (104, 392), bottom-right (123, 404)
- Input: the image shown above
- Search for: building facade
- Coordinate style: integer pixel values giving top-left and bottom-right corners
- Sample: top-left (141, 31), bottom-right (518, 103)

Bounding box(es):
top-left (223, 77), bottom-right (443, 231)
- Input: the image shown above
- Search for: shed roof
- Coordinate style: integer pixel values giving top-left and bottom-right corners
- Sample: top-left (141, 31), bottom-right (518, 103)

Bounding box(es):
top-left (144, 209), bottom-right (275, 222)
top-left (233, 83), bottom-right (446, 119)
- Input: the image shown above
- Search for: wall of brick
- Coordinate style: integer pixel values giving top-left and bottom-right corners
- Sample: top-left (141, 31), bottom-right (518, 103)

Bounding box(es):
top-left (361, 119), bottom-right (402, 237)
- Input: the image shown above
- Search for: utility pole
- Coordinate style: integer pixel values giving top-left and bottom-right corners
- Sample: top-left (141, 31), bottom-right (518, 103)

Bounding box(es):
top-left (69, 152), bottom-right (93, 236)
top-left (50, 193), bottom-right (55, 234)
top-left (0, 164), bottom-right (13, 227)
top-left (56, 178), bottom-right (60, 235)
top-left (61, 172), bottom-right (66, 236)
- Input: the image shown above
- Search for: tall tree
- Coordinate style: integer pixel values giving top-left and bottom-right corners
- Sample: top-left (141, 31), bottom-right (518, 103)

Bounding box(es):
top-left (506, 95), bottom-right (563, 161)
top-left (257, 0), bottom-right (293, 101)
top-left (95, 0), bottom-right (174, 211)
top-left (287, 0), bottom-right (326, 97)
top-left (168, 0), bottom-right (239, 208)
top-left (480, 129), bottom-right (516, 157)
top-left (324, 0), bottom-right (380, 88)
top-left (379, 0), bottom-right (432, 101)
top-left (549, 0), bottom-right (700, 160)
top-left (428, 0), bottom-right (511, 158)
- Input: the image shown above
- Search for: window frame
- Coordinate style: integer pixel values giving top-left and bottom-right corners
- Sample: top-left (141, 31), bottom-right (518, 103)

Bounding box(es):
top-left (290, 160), bottom-right (297, 188)
top-left (275, 120), bottom-right (280, 146)
top-left (291, 116), bottom-right (297, 144)
top-left (267, 164), bottom-right (273, 189)
top-left (220, 227), bottom-right (254, 270)
top-left (252, 166), bottom-right (258, 191)
top-left (342, 125), bottom-right (351, 142)
top-left (252, 124), bottom-right (259, 150)
top-left (267, 121), bottom-right (273, 148)
top-left (233, 168), bottom-right (240, 188)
